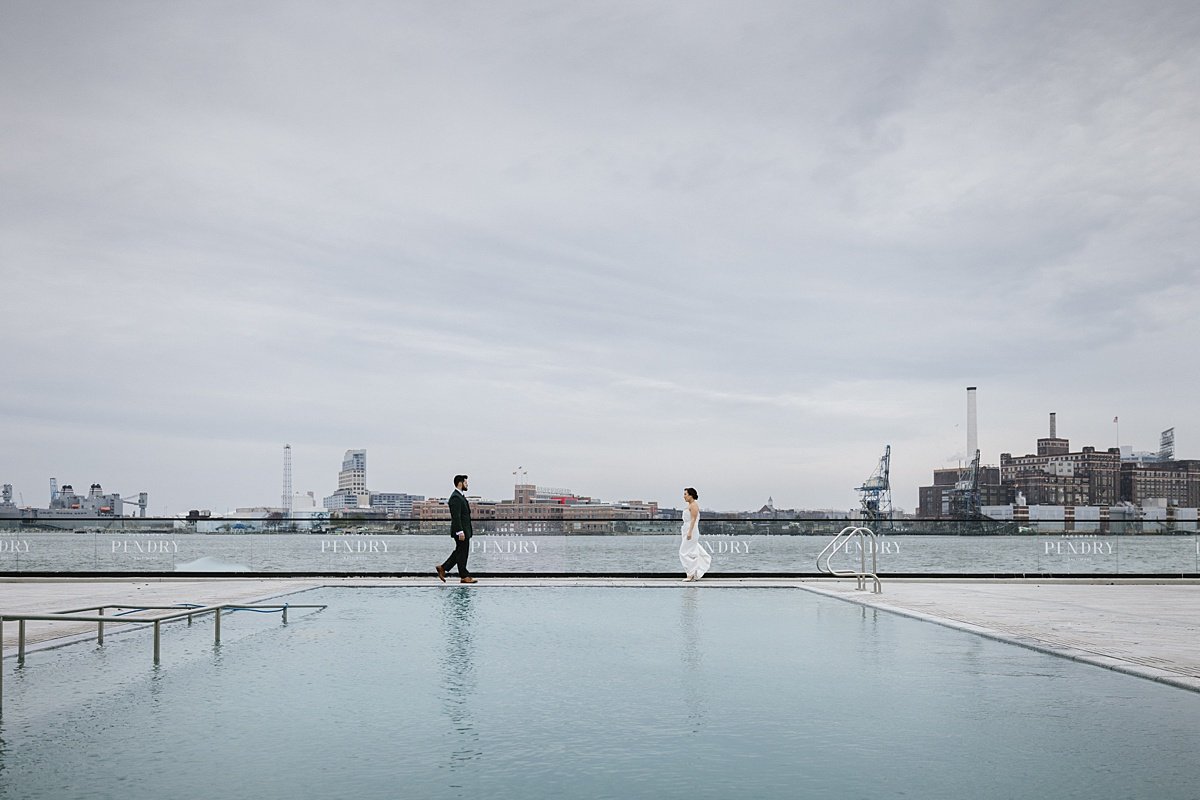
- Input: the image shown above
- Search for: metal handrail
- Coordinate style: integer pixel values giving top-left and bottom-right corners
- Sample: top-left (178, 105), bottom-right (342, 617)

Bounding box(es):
top-left (0, 601), bottom-right (326, 713)
top-left (817, 525), bottom-right (882, 593)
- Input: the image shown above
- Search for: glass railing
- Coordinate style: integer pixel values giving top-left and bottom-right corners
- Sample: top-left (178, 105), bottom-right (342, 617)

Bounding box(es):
top-left (1, 517), bottom-right (1197, 575)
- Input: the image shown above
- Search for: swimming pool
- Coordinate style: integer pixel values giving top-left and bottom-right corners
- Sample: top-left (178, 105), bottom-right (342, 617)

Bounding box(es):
top-left (2, 587), bottom-right (1198, 799)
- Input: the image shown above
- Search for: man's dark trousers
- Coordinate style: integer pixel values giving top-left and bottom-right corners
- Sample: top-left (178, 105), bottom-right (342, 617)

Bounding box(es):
top-left (443, 489), bottom-right (473, 577)
top-left (442, 536), bottom-right (470, 576)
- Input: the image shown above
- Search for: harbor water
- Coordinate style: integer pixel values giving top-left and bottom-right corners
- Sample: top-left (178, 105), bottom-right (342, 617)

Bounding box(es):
top-left (1, 532), bottom-right (1197, 574)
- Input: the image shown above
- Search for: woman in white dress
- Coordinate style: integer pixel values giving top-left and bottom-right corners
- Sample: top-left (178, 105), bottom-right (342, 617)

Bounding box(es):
top-left (680, 487), bottom-right (712, 581)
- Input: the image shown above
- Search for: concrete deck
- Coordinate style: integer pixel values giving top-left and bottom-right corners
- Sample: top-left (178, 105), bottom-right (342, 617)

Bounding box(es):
top-left (801, 580), bottom-right (1200, 693)
top-left (3, 577), bottom-right (1198, 693)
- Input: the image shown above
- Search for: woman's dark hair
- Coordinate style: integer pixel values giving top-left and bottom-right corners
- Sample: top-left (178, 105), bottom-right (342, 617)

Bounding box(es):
top-left (684, 487), bottom-right (698, 500)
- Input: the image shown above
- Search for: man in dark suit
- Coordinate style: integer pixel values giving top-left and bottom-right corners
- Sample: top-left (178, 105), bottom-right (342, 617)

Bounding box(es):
top-left (436, 474), bottom-right (477, 584)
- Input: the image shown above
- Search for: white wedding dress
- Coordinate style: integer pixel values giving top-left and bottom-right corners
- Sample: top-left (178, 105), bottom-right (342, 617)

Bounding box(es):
top-left (679, 506), bottom-right (712, 579)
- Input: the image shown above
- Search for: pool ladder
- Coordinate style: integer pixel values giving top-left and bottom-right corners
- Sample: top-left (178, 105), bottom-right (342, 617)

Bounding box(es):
top-left (816, 526), bottom-right (882, 593)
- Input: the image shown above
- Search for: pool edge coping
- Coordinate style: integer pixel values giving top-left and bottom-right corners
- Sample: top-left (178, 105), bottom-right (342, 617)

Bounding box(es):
top-left (792, 582), bottom-right (1200, 695)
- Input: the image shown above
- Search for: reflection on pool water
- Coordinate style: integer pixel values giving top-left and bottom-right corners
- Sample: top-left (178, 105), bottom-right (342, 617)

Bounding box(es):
top-left (2, 587), bottom-right (1198, 799)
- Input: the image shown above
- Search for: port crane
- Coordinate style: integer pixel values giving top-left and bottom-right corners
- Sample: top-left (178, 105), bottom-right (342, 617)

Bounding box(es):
top-left (947, 449), bottom-right (981, 518)
top-left (121, 492), bottom-right (150, 517)
top-left (856, 445), bottom-right (893, 530)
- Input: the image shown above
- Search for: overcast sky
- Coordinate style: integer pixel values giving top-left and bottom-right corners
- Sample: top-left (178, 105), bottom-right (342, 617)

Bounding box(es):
top-left (2, 1), bottom-right (1197, 514)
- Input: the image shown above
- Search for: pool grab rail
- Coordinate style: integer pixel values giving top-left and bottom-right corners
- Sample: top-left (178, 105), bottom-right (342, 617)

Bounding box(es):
top-left (816, 526), bottom-right (882, 593)
top-left (0, 601), bottom-right (327, 714)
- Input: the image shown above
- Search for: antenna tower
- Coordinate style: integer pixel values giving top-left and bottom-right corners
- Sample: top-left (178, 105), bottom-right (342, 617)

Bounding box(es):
top-left (282, 444), bottom-right (293, 518)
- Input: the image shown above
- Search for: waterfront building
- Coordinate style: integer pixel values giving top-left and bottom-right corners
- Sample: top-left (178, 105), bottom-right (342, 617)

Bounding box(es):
top-left (999, 414), bottom-right (1120, 507)
top-left (322, 450), bottom-right (424, 516)
top-left (324, 448), bottom-right (369, 510)
top-left (188, 503), bottom-right (328, 532)
top-left (324, 449), bottom-right (369, 510)
top-left (368, 492), bottom-right (424, 515)
top-left (918, 413), bottom-right (1152, 518)
top-left (412, 483), bottom-right (657, 532)
top-left (982, 502), bottom-right (1199, 534)
top-left (918, 467), bottom-right (1007, 518)
top-left (978, 424), bottom-right (1197, 530)
top-left (1136, 500), bottom-right (1200, 531)
top-left (1120, 460), bottom-right (1200, 508)
top-left (291, 491), bottom-right (320, 510)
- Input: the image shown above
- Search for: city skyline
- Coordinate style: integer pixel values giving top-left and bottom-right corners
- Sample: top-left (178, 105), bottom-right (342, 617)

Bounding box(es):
top-left (2, 2), bottom-right (1197, 514)
top-left (2, 408), bottom-right (1188, 516)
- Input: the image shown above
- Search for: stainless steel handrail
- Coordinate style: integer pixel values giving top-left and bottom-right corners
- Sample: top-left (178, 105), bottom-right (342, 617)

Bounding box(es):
top-left (816, 525), bottom-right (882, 593)
top-left (0, 601), bottom-right (326, 713)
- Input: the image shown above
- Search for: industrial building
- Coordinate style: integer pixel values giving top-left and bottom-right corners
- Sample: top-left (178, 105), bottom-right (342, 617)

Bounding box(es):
top-left (917, 466), bottom-right (1007, 518)
top-left (1120, 459), bottom-right (1200, 508)
top-left (918, 397), bottom-right (1196, 528)
top-left (998, 413), bottom-right (1121, 507)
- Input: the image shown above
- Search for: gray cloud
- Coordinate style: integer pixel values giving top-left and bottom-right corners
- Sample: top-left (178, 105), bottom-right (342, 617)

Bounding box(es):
top-left (2, 0), bottom-right (1197, 512)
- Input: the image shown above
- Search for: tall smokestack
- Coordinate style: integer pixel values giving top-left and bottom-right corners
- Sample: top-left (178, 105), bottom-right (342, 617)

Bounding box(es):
top-left (1050, 412), bottom-right (1057, 438)
top-left (282, 444), bottom-right (293, 518)
top-left (966, 387), bottom-right (978, 457)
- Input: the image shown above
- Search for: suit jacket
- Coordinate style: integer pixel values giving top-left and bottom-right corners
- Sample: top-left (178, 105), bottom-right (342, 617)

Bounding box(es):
top-left (449, 490), bottom-right (473, 540)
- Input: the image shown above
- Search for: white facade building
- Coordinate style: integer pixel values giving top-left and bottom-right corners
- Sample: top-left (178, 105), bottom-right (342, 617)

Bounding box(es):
top-left (324, 449), bottom-right (369, 510)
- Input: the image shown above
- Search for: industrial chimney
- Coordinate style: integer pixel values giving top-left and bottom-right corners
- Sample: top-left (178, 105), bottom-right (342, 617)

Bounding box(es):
top-left (282, 444), bottom-right (293, 518)
top-left (966, 387), bottom-right (978, 458)
top-left (1038, 412), bottom-right (1070, 456)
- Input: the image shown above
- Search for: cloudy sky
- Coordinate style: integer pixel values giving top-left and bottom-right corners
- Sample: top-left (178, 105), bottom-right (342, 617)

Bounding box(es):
top-left (2, 1), bottom-right (1197, 514)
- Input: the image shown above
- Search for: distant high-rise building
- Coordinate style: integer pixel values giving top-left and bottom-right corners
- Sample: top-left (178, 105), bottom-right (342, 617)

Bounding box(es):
top-left (324, 449), bottom-right (369, 510)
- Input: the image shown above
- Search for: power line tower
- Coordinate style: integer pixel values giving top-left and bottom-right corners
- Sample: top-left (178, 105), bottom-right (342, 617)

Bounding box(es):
top-left (856, 445), bottom-right (893, 530)
top-left (282, 444), bottom-right (293, 519)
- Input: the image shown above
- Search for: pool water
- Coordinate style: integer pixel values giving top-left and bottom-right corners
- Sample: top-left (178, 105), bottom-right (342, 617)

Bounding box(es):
top-left (2, 587), bottom-right (1198, 799)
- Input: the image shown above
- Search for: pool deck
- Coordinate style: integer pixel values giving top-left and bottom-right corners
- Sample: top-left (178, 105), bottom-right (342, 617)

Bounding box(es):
top-left (2, 576), bottom-right (1198, 693)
